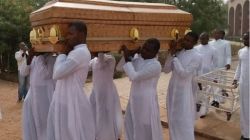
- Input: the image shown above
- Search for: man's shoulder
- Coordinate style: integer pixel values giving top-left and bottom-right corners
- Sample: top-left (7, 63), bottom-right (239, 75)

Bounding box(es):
top-left (239, 47), bottom-right (248, 53)
top-left (69, 45), bottom-right (91, 62)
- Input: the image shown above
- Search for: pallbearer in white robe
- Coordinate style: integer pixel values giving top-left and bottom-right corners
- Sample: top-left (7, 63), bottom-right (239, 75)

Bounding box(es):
top-left (233, 32), bottom-right (249, 139)
top-left (209, 29), bottom-right (231, 105)
top-left (89, 53), bottom-right (123, 140)
top-left (47, 21), bottom-right (95, 140)
top-left (163, 32), bottom-right (201, 140)
top-left (21, 53), bottom-right (56, 140)
top-left (194, 32), bottom-right (217, 117)
top-left (117, 38), bottom-right (163, 140)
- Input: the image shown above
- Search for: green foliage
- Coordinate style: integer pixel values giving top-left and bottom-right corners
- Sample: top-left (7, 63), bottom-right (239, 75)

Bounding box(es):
top-left (0, 0), bottom-right (50, 72)
top-left (173, 0), bottom-right (228, 34)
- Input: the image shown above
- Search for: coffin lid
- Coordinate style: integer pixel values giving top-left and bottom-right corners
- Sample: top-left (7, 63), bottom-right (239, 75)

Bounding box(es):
top-left (30, 0), bottom-right (192, 26)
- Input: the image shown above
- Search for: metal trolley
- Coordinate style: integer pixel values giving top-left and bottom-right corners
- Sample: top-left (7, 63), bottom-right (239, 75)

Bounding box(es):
top-left (195, 68), bottom-right (240, 121)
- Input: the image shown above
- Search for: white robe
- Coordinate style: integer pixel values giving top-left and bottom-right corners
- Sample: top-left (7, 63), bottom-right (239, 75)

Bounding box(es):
top-left (89, 53), bottom-right (123, 140)
top-left (47, 44), bottom-right (95, 140)
top-left (234, 47), bottom-right (249, 138)
top-left (209, 39), bottom-right (232, 102)
top-left (209, 39), bottom-right (231, 68)
top-left (163, 49), bottom-right (201, 140)
top-left (117, 55), bottom-right (163, 140)
top-left (194, 44), bottom-right (217, 116)
top-left (21, 54), bottom-right (56, 140)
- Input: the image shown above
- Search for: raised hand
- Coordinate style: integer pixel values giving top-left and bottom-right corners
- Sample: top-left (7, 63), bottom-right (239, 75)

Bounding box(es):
top-left (232, 80), bottom-right (238, 88)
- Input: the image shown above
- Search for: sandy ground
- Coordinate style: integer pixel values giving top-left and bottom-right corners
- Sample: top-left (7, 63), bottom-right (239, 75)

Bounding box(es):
top-left (0, 77), bottom-right (210, 140)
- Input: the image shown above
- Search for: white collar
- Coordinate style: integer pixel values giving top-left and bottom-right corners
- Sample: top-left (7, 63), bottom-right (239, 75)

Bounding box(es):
top-left (74, 44), bottom-right (87, 49)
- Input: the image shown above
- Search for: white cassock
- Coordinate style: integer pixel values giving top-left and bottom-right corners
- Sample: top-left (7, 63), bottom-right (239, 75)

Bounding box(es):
top-left (21, 54), bottom-right (56, 140)
top-left (117, 54), bottom-right (163, 140)
top-left (209, 39), bottom-right (231, 102)
top-left (89, 53), bottom-right (123, 140)
top-left (163, 49), bottom-right (201, 140)
top-left (194, 44), bottom-right (217, 116)
top-left (209, 39), bottom-right (231, 68)
top-left (47, 44), bottom-right (95, 140)
top-left (234, 47), bottom-right (249, 138)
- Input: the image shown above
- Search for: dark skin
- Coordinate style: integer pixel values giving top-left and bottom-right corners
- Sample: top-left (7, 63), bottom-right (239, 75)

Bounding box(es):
top-left (18, 42), bottom-right (28, 57)
top-left (119, 45), bottom-right (141, 62)
top-left (120, 40), bottom-right (158, 62)
top-left (182, 34), bottom-right (197, 50)
top-left (212, 30), bottom-right (221, 41)
top-left (26, 48), bottom-right (45, 65)
top-left (199, 32), bottom-right (209, 45)
top-left (168, 38), bottom-right (184, 55)
top-left (64, 26), bottom-right (86, 54)
top-left (233, 32), bottom-right (249, 87)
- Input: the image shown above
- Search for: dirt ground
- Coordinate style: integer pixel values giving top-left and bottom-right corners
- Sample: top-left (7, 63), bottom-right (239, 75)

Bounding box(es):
top-left (0, 77), bottom-right (211, 140)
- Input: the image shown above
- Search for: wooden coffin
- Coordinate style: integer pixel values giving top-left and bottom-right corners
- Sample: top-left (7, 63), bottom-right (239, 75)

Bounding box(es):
top-left (29, 0), bottom-right (192, 52)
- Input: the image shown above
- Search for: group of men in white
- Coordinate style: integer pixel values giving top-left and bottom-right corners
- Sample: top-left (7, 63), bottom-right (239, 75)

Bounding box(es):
top-left (16, 21), bottom-right (249, 140)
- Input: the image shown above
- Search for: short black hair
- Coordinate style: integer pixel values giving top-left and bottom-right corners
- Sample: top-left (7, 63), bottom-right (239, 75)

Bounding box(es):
top-left (69, 21), bottom-right (87, 36)
top-left (146, 38), bottom-right (160, 53)
top-left (220, 30), bottom-right (225, 36)
top-left (186, 32), bottom-right (199, 43)
top-left (200, 32), bottom-right (209, 38)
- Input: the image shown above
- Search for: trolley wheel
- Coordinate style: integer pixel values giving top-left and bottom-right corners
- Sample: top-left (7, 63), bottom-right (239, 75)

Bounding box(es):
top-left (226, 112), bottom-right (232, 121)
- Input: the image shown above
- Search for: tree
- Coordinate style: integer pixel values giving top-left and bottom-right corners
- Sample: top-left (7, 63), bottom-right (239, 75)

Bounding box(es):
top-left (0, 0), bottom-right (50, 72)
top-left (172, 0), bottom-right (228, 34)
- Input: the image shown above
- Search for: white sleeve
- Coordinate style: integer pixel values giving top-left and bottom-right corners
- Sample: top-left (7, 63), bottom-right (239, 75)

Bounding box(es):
top-left (52, 54), bottom-right (79, 80)
top-left (212, 48), bottom-right (218, 69)
top-left (225, 42), bottom-right (231, 65)
top-left (53, 48), bottom-right (90, 80)
top-left (116, 57), bottom-right (126, 72)
top-left (15, 51), bottom-right (23, 62)
top-left (105, 56), bottom-right (116, 71)
top-left (123, 62), bottom-right (161, 81)
top-left (162, 54), bottom-right (174, 73)
top-left (234, 62), bottom-right (241, 81)
top-left (234, 50), bottom-right (241, 81)
top-left (89, 58), bottom-right (95, 71)
top-left (172, 57), bottom-right (200, 78)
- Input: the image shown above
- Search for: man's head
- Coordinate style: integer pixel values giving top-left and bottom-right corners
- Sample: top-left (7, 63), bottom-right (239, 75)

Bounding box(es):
top-left (182, 32), bottom-right (199, 50)
top-left (199, 32), bottom-right (209, 45)
top-left (219, 30), bottom-right (226, 39)
top-left (18, 42), bottom-right (27, 51)
top-left (212, 29), bottom-right (221, 40)
top-left (243, 32), bottom-right (249, 47)
top-left (141, 38), bottom-right (160, 59)
top-left (65, 21), bottom-right (87, 49)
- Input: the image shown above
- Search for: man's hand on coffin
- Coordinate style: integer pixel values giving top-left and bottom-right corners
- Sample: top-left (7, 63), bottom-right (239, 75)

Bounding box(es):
top-left (168, 40), bottom-right (178, 55)
top-left (120, 45), bottom-right (131, 62)
top-left (198, 83), bottom-right (202, 90)
top-left (91, 52), bottom-right (98, 59)
top-left (232, 80), bottom-right (238, 88)
top-left (120, 45), bottom-right (141, 62)
top-left (225, 64), bottom-right (231, 70)
top-left (27, 48), bottom-right (41, 65)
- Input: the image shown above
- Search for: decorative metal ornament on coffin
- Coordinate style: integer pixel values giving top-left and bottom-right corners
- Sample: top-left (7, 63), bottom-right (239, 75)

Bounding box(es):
top-left (29, 0), bottom-right (193, 52)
